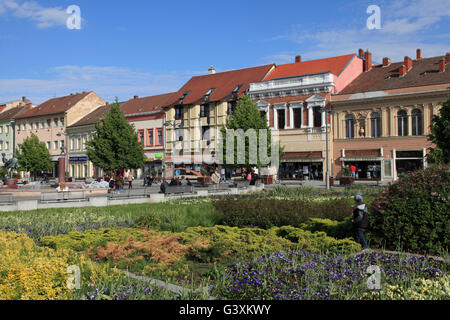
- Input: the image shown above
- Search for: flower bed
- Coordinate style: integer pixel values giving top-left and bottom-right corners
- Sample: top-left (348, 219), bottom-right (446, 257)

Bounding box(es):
top-left (215, 250), bottom-right (449, 300)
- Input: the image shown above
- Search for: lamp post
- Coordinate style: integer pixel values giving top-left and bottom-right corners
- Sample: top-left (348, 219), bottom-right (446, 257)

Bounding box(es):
top-left (57, 132), bottom-right (67, 183)
top-left (320, 107), bottom-right (335, 190)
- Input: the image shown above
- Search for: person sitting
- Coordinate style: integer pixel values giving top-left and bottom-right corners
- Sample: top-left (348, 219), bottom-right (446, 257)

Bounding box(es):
top-left (180, 176), bottom-right (189, 186)
top-left (56, 182), bottom-right (69, 193)
top-left (169, 178), bottom-right (178, 186)
top-left (160, 180), bottom-right (168, 193)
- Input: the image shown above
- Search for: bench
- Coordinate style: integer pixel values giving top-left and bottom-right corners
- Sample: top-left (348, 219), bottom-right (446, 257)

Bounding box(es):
top-left (234, 181), bottom-right (250, 189)
top-left (208, 183), bottom-right (232, 192)
top-left (40, 191), bottom-right (86, 203)
top-left (108, 188), bottom-right (150, 199)
top-left (0, 194), bottom-right (14, 204)
top-left (164, 185), bottom-right (194, 195)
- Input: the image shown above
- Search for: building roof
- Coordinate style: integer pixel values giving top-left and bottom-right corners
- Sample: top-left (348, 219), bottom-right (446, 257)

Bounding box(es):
top-left (69, 104), bottom-right (112, 128)
top-left (0, 104), bottom-right (30, 122)
top-left (168, 64), bottom-right (275, 106)
top-left (264, 54), bottom-right (356, 81)
top-left (338, 56), bottom-right (450, 95)
top-left (121, 92), bottom-right (176, 116)
top-left (15, 91), bottom-right (92, 119)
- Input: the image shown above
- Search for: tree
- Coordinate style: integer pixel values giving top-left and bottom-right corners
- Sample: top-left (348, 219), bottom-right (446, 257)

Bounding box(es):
top-left (427, 90), bottom-right (450, 164)
top-left (219, 95), bottom-right (278, 170)
top-left (86, 99), bottom-right (145, 173)
top-left (16, 133), bottom-right (52, 180)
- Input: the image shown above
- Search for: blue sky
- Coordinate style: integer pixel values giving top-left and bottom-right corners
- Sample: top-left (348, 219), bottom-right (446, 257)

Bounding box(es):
top-left (0, 0), bottom-right (449, 104)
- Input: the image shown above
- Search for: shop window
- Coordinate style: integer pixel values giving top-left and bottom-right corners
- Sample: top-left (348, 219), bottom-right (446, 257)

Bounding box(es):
top-left (411, 109), bottom-right (423, 136)
top-left (384, 160), bottom-right (392, 177)
top-left (397, 110), bottom-right (408, 136)
top-left (371, 112), bottom-right (381, 138)
top-left (345, 114), bottom-right (355, 139)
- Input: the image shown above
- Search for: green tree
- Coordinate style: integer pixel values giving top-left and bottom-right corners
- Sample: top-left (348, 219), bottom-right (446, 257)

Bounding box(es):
top-left (86, 99), bottom-right (145, 173)
top-left (218, 95), bottom-right (278, 170)
top-left (427, 90), bottom-right (450, 164)
top-left (16, 133), bottom-right (52, 180)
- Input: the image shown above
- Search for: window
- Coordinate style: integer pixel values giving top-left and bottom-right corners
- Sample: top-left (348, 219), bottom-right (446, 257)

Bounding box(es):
top-left (371, 112), bottom-right (381, 138)
top-left (411, 109), bottom-right (423, 136)
top-left (227, 101), bottom-right (237, 115)
top-left (47, 119), bottom-right (51, 128)
top-left (54, 118), bottom-right (59, 127)
top-left (156, 128), bottom-right (163, 146)
top-left (204, 88), bottom-right (215, 102)
top-left (22, 123), bottom-right (26, 131)
top-left (54, 141), bottom-right (59, 150)
top-left (60, 118), bottom-right (65, 127)
top-left (313, 107), bottom-right (322, 128)
top-left (17, 124), bottom-right (21, 131)
top-left (0, 126), bottom-right (3, 134)
top-left (61, 140), bottom-right (65, 150)
top-left (175, 128), bottom-right (184, 142)
top-left (179, 91), bottom-right (190, 103)
top-left (345, 114), bottom-right (355, 139)
top-left (70, 138), bottom-right (75, 150)
top-left (232, 84), bottom-right (243, 95)
top-left (0, 141), bottom-right (3, 151)
top-left (200, 104), bottom-right (210, 118)
top-left (35, 121), bottom-right (39, 130)
top-left (277, 109), bottom-right (285, 130)
top-left (260, 110), bottom-right (267, 120)
top-left (41, 120), bottom-right (45, 129)
top-left (5, 126), bottom-right (9, 134)
top-left (47, 141), bottom-right (51, 150)
top-left (397, 110), bottom-right (408, 136)
top-left (147, 129), bottom-right (154, 146)
top-left (5, 141), bottom-right (9, 150)
top-left (71, 165), bottom-right (75, 177)
top-left (77, 137), bottom-right (82, 150)
top-left (202, 126), bottom-right (210, 142)
top-left (175, 106), bottom-right (183, 120)
top-left (82, 136), bottom-right (87, 150)
top-left (29, 122), bottom-right (33, 130)
top-left (293, 108), bottom-right (302, 129)
top-left (84, 165), bottom-right (88, 178)
top-left (138, 130), bottom-right (145, 145)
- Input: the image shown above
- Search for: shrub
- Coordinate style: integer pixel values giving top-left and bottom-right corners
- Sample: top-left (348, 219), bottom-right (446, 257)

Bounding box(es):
top-left (369, 165), bottom-right (450, 254)
top-left (303, 218), bottom-right (354, 240)
top-left (212, 197), bottom-right (353, 229)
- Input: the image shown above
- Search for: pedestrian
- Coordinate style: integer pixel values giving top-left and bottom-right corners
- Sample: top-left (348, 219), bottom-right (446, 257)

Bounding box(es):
top-left (116, 175), bottom-right (124, 192)
top-left (212, 170), bottom-right (221, 184)
top-left (350, 164), bottom-right (357, 178)
top-left (180, 176), bottom-right (189, 186)
top-left (127, 172), bottom-right (134, 189)
top-left (352, 194), bottom-right (369, 251)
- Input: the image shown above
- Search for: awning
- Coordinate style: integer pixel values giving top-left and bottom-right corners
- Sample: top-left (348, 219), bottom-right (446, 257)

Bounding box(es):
top-left (282, 157), bottom-right (324, 163)
top-left (340, 156), bottom-right (384, 162)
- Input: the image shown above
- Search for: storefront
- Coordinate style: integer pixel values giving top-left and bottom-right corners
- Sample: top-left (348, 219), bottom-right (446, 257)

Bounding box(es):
top-left (142, 153), bottom-right (164, 178)
top-left (338, 149), bottom-right (383, 180)
top-left (280, 152), bottom-right (324, 180)
top-left (69, 156), bottom-right (90, 179)
top-left (395, 150), bottom-right (425, 178)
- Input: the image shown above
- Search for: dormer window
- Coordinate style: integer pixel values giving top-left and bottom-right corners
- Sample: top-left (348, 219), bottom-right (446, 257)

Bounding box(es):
top-left (232, 84), bottom-right (243, 98)
top-left (204, 88), bottom-right (215, 102)
top-left (179, 91), bottom-right (190, 104)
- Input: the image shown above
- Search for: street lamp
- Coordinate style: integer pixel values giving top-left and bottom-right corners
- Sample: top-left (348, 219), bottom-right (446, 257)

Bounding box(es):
top-left (320, 107), bottom-right (335, 190)
top-left (56, 132), bottom-right (67, 183)
top-left (163, 120), bottom-right (184, 179)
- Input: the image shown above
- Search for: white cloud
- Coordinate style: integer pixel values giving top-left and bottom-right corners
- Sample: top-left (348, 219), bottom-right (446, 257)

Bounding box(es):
top-left (0, 0), bottom-right (74, 29)
top-left (0, 65), bottom-right (190, 104)
top-left (266, 0), bottom-right (449, 64)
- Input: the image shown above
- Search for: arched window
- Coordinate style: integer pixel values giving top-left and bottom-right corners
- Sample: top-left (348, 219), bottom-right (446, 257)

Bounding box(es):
top-left (345, 114), bottom-right (355, 139)
top-left (397, 110), bottom-right (408, 136)
top-left (371, 112), bottom-right (381, 138)
top-left (411, 109), bottom-right (423, 136)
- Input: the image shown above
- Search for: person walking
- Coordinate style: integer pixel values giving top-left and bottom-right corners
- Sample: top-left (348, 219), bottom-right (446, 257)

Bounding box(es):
top-left (352, 194), bottom-right (369, 251)
top-left (127, 172), bottom-right (134, 189)
top-left (350, 164), bottom-right (357, 178)
top-left (116, 174), bottom-right (124, 192)
top-left (211, 170), bottom-right (221, 184)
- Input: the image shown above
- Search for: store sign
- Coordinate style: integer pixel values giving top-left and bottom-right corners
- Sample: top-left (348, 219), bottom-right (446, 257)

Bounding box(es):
top-left (155, 154), bottom-right (163, 159)
top-left (70, 156), bottom-right (89, 162)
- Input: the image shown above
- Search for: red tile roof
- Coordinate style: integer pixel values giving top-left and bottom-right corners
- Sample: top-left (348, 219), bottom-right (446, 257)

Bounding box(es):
top-left (15, 92), bottom-right (92, 119)
top-left (121, 92), bottom-right (176, 115)
top-left (0, 104), bottom-right (31, 122)
top-left (264, 54), bottom-right (356, 81)
top-left (338, 56), bottom-right (450, 95)
top-left (69, 104), bottom-right (112, 128)
top-left (168, 64), bottom-right (275, 106)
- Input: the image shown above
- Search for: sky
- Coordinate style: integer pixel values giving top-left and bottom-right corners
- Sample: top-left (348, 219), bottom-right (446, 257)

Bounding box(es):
top-left (0, 0), bottom-right (449, 105)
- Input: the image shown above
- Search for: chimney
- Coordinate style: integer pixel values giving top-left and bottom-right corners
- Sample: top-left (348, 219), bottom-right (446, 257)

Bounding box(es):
top-left (358, 48), bottom-right (364, 58)
top-left (134, 95), bottom-right (139, 99)
top-left (399, 64), bottom-right (407, 76)
top-left (446, 52), bottom-right (450, 64)
top-left (404, 56), bottom-right (413, 71)
top-left (439, 59), bottom-right (446, 72)
top-left (295, 55), bottom-right (302, 63)
top-left (416, 49), bottom-right (422, 60)
top-left (382, 57), bottom-right (391, 67)
top-left (364, 51), bottom-right (372, 72)
top-left (208, 66), bottom-right (216, 74)
top-left (22, 96), bottom-right (27, 102)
